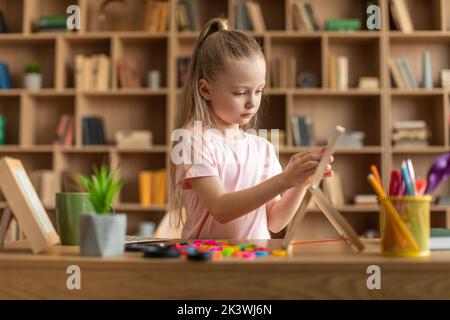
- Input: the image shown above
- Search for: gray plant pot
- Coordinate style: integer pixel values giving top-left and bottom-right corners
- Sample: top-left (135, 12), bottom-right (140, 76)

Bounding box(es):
top-left (79, 213), bottom-right (127, 257)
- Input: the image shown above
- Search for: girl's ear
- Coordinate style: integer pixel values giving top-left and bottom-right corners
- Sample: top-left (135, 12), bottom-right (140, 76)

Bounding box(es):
top-left (198, 79), bottom-right (212, 101)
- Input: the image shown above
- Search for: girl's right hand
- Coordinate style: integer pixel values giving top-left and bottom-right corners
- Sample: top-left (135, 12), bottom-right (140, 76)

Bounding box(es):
top-left (281, 151), bottom-right (334, 189)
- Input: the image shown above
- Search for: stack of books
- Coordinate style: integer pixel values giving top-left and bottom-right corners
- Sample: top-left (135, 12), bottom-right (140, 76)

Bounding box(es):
top-left (75, 54), bottom-right (111, 91)
top-left (233, 1), bottom-right (266, 32)
top-left (335, 131), bottom-right (365, 148)
top-left (271, 57), bottom-right (297, 88)
top-left (143, 0), bottom-right (169, 32)
top-left (392, 120), bottom-right (430, 147)
top-left (292, 2), bottom-right (320, 31)
top-left (389, 0), bottom-right (413, 33)
top-left (139, 169), bottom-right (166, 205)
top-left (328, 55), bottom-right (349, 90)
top-left (177, 0), bottom-right (200, 31)
top-left (354, 194), bottom-right (378, 206)
top-left (36, 16), bottom-right (68, 33)
top-left (82, 117), bottom-right (106, 145)
top-left (55, 114), bottom-right (74, 147)
top-left (389, 57), bottom-right (418, 89)
top-left (291, 115), bottom-right (315, 147)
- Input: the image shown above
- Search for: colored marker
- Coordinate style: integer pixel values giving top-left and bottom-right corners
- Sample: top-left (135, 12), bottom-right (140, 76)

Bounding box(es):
top-left (406, 159), bottom-right (417, 196)
top-left (389, 170), bottom-right (401, 196)
top-left (370, 164), bottom-right (382, 184)
top-left (401, 161), bottom-right (415, 196)
top-left (416, 178), bottom-right (428, 195)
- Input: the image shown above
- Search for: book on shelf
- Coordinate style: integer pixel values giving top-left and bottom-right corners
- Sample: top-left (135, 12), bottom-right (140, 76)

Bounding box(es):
top-left (388, 57), bottom-right (407, 89)
top-left (265, 129), bottom-right (286, 147)
top-left (234, 2), bottom-right (252, 31)
top-left (245, 1), bottom-right (266, 33)
top-left (389, 0), bottom-right (413, 33)
top-left (325, 19), bottom-right (361, 31)
top-left (394, 120), bottom-right (427, 130)
top-left (177, 57), bottom-right (190, 88)
top-left (61, 171), bottom-right (85, 193)
top-left (143, 0), bottom-right (169, 32)
top-left (75, 54), bottom-right (111, 91)
top-left (139, 169), bottom-right (166, 205)
top-left (441, 70), bottom-right (450, 89)
top-left (397, 57), bottom-right (417, 89)
top-left (328, 55), bottom-right (336, 90)
top-left (118, 57), bottom-right (141, 89)
top-left (0, 10), bottom-right (7, 33)
top-left (336, 56), bottom-right (349, 90)
top-left (177, 0), bottom-right (200, 31)
top-left (82, 117), bottom-right (106, 145)
top-left (354, 194), bottom-right (378, 205)
top-left (55, 114), bottom-right (75, 147)
top-left (29, 170), bottom-right (57, 208)
top-left (323, 173), bottom-right (345, 208)
top-left (36, 15), bottom-right (69, 33)
top-left (292, 2), bottom-right (319, 32)
top-left (291, 115), bottom-right (315, 147)
top-left (271, 57), bottom-right (297, 88)
top-left (0, 61), bottom-right (12, 89)
top-left (328, 55), bottom-right (348, 90)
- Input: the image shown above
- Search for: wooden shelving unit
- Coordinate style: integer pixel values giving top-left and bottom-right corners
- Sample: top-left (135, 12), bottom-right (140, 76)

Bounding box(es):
top-left (0, 0), bottom-right (449, 236)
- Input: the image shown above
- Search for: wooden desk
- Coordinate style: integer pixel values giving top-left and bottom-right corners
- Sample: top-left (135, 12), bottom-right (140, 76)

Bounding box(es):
top-left (1, 239), bottom-right (450, 299)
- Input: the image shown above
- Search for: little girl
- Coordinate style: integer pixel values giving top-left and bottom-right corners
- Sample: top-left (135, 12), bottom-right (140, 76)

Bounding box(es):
top-left (170, 18), bottom-right (333, 239)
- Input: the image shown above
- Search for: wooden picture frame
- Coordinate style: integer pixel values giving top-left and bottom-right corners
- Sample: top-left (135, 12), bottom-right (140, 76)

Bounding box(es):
top-left (282, 126), bottom-right (365, 252)
top-left (0, 157), bottom-right (60, 253)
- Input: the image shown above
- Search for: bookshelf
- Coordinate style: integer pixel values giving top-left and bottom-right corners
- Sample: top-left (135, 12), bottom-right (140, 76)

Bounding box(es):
top-left (0, 0), bottom-right (449, 237)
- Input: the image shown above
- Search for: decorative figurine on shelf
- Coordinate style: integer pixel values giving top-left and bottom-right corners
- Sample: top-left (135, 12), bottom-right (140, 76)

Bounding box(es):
top-left (147, 70), bottom-right (161, 89)
top-left (97, 0), bottom-right (136, 31)
top-left (297, 72), bottom-right (319, 88)
top-left (24, 60), bottom-right (43, 90)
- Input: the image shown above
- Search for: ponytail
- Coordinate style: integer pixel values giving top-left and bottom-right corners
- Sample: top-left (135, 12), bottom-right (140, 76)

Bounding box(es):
top-left (169, 17), bottom-right (265, 229)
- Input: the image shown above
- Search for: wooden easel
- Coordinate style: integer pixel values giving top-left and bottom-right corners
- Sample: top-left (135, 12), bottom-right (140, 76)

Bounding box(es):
top-left (0, 206), bottom-right (16, 249)
top-left (282, 126), bottom-right (365, 252)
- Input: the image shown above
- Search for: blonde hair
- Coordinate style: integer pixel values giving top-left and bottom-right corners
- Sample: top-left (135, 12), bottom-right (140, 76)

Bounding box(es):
top-left (169, 17), bottom-right (266, 229)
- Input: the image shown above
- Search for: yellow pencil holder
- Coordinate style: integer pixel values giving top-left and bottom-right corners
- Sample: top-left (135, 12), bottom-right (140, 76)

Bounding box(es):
top-left (379, 196), bottom-right (431, 258)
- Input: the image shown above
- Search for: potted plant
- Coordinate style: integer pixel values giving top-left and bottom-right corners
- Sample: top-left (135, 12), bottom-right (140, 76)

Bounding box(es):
top-left (24, 60), bottom-right (43, 90)
top-left (79, 164), bottom-right (126, 257)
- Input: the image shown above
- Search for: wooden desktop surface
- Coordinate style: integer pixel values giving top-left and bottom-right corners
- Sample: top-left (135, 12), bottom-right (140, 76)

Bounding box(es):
top-left (0, 239), bottom-right (450, 299)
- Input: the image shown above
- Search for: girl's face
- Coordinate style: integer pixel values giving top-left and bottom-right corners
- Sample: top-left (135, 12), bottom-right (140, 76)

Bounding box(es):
top-left (199, 54), bottom-right (266, 130)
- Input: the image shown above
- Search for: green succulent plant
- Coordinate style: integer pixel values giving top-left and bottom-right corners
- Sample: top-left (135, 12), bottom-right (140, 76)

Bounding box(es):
top-left (80, 164), bottom-right (124, 215)
top-left (25, 60), bottom-right (42, 74)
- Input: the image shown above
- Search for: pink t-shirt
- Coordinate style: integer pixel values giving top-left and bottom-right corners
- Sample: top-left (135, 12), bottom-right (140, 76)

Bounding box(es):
top-left (175, 128), bottom-right (283, 239)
